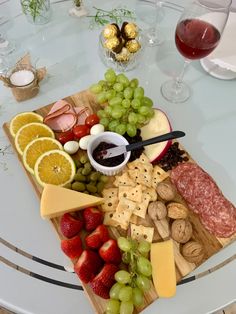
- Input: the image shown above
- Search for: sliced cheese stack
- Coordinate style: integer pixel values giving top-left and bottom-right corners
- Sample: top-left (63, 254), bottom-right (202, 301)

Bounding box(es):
top-left (150, 239), bottom-right (176, 298)
top-left (40, 184), bottom-right (104, 219)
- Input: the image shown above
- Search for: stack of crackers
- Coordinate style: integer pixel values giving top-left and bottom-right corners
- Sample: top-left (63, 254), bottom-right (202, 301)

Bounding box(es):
top-left (101, 154), bottom-right (169, 243)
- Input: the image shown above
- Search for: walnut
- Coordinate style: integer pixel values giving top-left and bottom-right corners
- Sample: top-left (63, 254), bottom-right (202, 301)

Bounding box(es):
top-left (148, 201), bottom-right (167, 220)
top-left (171, 219), bottom-right (192, 243)
top-left (167, 202), bottom-right (188, 219)
top-left (182, 241), bottom-right (205, 263)
top-left (156, 182), bottom-right (176, 201)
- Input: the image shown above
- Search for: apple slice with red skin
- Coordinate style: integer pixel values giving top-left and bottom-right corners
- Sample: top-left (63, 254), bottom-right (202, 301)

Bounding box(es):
top-left (140, 109), bottom-right (172, 163)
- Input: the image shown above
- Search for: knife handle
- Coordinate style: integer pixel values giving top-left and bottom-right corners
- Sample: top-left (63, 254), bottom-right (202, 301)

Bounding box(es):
top-left (126, 131), bottom-right (185, 152)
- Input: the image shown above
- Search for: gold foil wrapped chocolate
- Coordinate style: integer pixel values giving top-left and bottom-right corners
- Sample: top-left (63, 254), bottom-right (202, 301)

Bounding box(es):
top-left (115, 47), bottom-right (130, 62)
top-left (104, 36), bottom-right (123, 53)
top-left (121, 22), bottom-right (138, 40)
top-left (126, 39), bottom-right (141, 53)
top-left (103, 24), bottom-right (119, 39)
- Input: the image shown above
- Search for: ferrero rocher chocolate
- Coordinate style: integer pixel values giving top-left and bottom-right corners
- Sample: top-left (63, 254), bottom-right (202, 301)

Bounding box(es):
top-left (115, 47), bottom-right (130, 62)
top-left (121, 22), bottom-right (138, 40)
top-left (126, 39), bottom-right (141, 53)
top-left (104, 36), bottom-right (123, 53)
top-left (103, 24), bottom-right (119, 39)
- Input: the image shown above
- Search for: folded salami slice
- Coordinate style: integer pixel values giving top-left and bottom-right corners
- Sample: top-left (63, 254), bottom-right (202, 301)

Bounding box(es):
top-left (170, 162), bottom-right (236, 238)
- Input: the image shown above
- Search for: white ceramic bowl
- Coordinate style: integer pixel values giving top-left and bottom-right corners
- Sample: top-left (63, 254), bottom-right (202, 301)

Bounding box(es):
top-left (87, 132), bottom-right (131, 176)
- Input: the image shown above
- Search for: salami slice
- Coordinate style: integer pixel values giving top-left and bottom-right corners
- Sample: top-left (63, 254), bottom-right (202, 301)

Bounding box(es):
top-left (170, 162), bottom-right (236, 238)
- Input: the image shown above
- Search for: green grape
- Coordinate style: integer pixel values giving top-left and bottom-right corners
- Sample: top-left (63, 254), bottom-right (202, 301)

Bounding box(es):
top-left (98, 80), bottom-right (106, 88)
top-left (111, 107), bottom-right (123, 119)
top-left (108, 120), bottom-right (120, 132)
top-left (104, 105), bottom-right (113, 116)
top-left (138, 240), bottom-right (151, 256)
top-left (119, 286), bottom-right (133, 302)
top-left (106, 89), bottom-right (116, 100)
top-left (117, 237), bottom-right (132, 252)
top-left (106, 299), bottom-right (120, 314)
top-left (124, 87), bottom-right (134, 99)
top-left (131, 99), bottom-right (141, 110)
top-left (97, 92), bottom-right (107, 104)
top-left (116, 91), bottom-right (124, 100)
top-left (135, 275), bottom-right (151, 292)
top-left (122, 99), bottom-right (131, 109)
top-left (113, 82), bottom-right (124, 92)
top-left (145, 107), bottom-right (155, 118)
top-left (100, 117), bottom-right (110, 127)
top-left (128, 112), bottom-right (138, 124)
top-left (116, 73), bottom-right (130, 87)
top-left (136, 113), bottom-right (146, 124)
top-left (89, 83), bottom-right (102, 94)
top-left (137, 256), bottom-right (152, 277)
top-left (122, 252), bottom-right (131, 264)
top-left (130, 78), bottom-right (139, 88)
top-left (142, 96), bottom-right (153, 107)
top-left (115, 270), bottom-right (131, 284)
top-left (134, 86), bottom-right (144, 99)
top-left (97, 109), bottom-right (107, 118)
top-left (110, 282), bottom-right (125, 300)
top-left (115, 124), bottom-right (126, 135)
top-left (105, 69), bottom-right (117, 83)
top-left (138, 105), bottom-right (150, 116)
top-left (109, 96), bottom-right (123, 107)
top-left (130, 239), bottom-right (138, 250)
top-left (120, 301), bottom-right (134, 314)
top-left (132, 287), bottom-right (144, 307)
top-left (126, 124), bottom-right (137, 137)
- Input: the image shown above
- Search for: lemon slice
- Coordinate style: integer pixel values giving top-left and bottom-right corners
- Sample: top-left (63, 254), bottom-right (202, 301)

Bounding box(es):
top-left (15, 122), bottom-right (55, 155)
top-left (34, 150), bottom-right (76, 187)
top-left (9, 112), bottom-right (43, 137)
top-left (23, 137), bottom-right (63, 175)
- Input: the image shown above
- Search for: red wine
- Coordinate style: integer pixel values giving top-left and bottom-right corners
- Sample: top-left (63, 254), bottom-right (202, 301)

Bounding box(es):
top-left (175, 19), bottom-right (221, 60)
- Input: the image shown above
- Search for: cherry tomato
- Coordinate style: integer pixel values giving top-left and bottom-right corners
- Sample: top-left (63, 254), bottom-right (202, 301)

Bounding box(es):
top-left (57, 130), bottom-right (74, 144)
top-left (73, 124), bottom-right (90, 139)
top-left (85, 114), bottom-right (100, 127)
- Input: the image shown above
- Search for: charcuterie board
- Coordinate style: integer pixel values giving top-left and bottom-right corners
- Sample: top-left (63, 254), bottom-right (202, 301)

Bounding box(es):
top-left (3, 89), bottom-right (236, 314)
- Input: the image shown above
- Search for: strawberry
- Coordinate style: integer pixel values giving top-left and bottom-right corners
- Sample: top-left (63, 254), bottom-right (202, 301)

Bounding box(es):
top-left (93, 264), bottom-right (119, 288)
top-left (99, 239), bottom-right (122, 265)
top-left (85, 225), bottom-right (110, 250)
top-left (83, 207), bottom-right (103, 231)
top-left (74, 249), bottom-right (103, 283)
top-left (60, 213), bottom-right (83, 238)
top-left (90, 280), bottom-right (110, 299)
top-left (61, 235), bottom-right (83, 259)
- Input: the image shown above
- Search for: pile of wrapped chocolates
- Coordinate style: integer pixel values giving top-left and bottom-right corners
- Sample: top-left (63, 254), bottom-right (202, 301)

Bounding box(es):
top-left (101, 22), bottom-right (141, 63)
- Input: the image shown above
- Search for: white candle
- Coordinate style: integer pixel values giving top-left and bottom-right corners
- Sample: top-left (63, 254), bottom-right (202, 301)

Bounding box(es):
top-left (10, 70), bottom-right (35, 87)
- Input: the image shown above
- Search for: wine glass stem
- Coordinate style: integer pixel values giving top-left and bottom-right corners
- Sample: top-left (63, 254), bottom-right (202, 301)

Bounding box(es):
top-left (174, 59), bottom-right (190, 92)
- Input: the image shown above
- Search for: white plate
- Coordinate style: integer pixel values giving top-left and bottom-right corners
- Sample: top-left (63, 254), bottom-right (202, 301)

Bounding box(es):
top-left (200, 58), bottom-right (236, 80)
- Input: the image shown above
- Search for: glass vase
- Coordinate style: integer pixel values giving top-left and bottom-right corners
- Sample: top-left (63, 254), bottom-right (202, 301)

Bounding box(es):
top-left (21, 0), bottom-right (52, 25)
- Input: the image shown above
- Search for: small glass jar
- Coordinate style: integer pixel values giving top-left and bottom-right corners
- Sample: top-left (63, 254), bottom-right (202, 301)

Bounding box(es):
top-left (21, 0), bottom-right (52, 25)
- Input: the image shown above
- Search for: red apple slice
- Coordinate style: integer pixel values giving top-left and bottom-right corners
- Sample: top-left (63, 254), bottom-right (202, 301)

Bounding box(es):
top-left (140, 109), bottom-right (172, 163)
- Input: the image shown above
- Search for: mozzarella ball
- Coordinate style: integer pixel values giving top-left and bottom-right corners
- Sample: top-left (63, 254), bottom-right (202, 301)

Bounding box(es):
top-left (79, 135), bottom-right (94, 150)
top-left (90, 124), bottom-right (104, 135)
top-left (63, 141), bottom-right (80, 155)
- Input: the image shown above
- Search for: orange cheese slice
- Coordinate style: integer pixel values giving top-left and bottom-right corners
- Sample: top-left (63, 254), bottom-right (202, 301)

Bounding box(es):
top-left (40, 184), bottom-right (104, 219)
top-left (150, 239), bottom-right (176, 298)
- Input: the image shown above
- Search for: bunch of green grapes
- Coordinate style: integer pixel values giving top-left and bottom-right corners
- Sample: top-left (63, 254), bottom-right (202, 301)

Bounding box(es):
top-left (106, 237), bottom-right (152, 314)
top-left (89, 69), bottom-right (154, 138)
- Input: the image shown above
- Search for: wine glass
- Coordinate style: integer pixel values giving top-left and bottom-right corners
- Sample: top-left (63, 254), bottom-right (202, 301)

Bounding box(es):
top-left (135, 0), bottom-right (165, 46)
top-left (161, 0), bottom-right (231, 103)
top-left (0, 32), bottom-right (16, 74)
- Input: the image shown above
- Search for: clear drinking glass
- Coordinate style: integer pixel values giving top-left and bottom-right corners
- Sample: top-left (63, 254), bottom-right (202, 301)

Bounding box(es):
top-left (0, 33), bottom-right (16, 74)
top-left (135, 0), bottom-right (165, 46)
top-left (161, 0), bottom-right (231, 103)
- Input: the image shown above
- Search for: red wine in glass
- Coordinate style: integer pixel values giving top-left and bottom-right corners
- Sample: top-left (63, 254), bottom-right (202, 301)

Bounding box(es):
top-left (175, 19), bottom-right (221, 60)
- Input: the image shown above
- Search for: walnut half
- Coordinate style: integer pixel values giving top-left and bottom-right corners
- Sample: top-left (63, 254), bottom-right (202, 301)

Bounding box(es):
top-left (167, 202), bottom-right (188, 219)
top-left (171, 219), bottom-right (192, 243)
top-left (181, 241), bottom-right (205, 263)
top-left (156, 182), bottom-right (176, 201)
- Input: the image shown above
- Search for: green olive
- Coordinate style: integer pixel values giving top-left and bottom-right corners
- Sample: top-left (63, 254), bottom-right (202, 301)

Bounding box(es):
top-left (82, 167), bottom-right (92, 176)
top-left (90, 172), bottom-right (101, 181)
top-left (84, 162), bottom-right (92, 169)
top-left (74, 173), bottom-right (86, 182)
top-left (76, 167), bottom-right (84, 174)
top-left (86, 184), bottom-right (97, 193)
top-left (80, 155), bottom-right (89, 164)
top-left (99, 175), bottom-right (109, 183)
top-left (64, 182), bottom-right (72, 189)
top-left (72, 182), bottom-right (86, 192)
top-left (97, 181), bottom-right (105, 193)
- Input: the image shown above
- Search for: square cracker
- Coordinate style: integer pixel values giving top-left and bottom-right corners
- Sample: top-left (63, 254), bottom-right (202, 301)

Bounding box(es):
top-left (112, 208), bottom-right (133, 230)
top-left (103, 211), bottom-right (119, 227)
top-left (152, 165), bottom-right (169, 188)
top-left (142, 186), bottom-right (157, 201)
top-left (128, 169), bottom-right (139, 182)
top-left (133, 193), bottom-right (151, 218)
top-left (130, 223), bottom-right (154, 243)
top-left (101, 188), bottom-right (118, 212)
top-left (113, 172), bottom-right (135, 187)
top-left (115, 197), bottom-right (137, 213)
top-left (136, 171), bottom-right (152, 188)
top-left (118, 185), bottom-right (143, 203)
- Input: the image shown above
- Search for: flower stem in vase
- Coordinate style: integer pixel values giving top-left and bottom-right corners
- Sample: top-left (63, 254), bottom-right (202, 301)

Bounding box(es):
top-left (69, 0), bottom-right (89, 17)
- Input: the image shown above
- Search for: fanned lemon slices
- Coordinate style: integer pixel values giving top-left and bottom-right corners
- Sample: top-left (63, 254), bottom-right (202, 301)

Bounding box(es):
top-left (34, 150), bottom-right (76, 187)
top-left (15, 122), bottom-right (55, 155)
top-left (23, 137), bottom-right (63, 175)
top-left (10, 112), bottom-right (43, 137)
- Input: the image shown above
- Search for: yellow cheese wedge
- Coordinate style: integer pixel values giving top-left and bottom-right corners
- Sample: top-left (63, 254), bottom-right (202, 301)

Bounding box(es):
top-left (150, 239), bottom-right (176, 298)
top-left (40, 184), bottom-right (104, 219)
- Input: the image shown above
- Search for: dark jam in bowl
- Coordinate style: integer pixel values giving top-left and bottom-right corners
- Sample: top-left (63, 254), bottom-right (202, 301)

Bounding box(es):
top-left (93, 141), bottom-right (125, 167)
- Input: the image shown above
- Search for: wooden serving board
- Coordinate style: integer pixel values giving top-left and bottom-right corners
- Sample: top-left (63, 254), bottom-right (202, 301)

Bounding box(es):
top-left (3, 90), bottom-right (236, 314)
